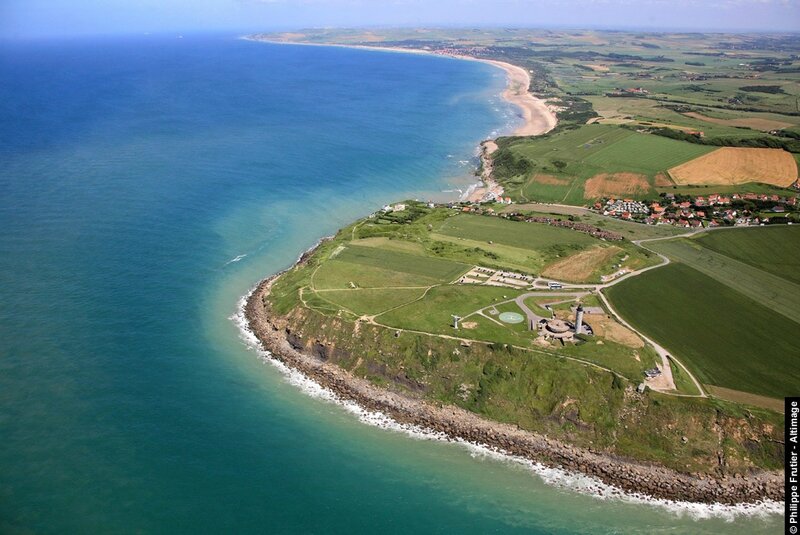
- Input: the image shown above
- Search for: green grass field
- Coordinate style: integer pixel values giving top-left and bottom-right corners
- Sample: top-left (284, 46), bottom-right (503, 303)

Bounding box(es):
top-left (582, 131), bottom-right (714, 172)
top-left (377, 285), bottom-right (524, 337)
top-left (312, 244), bottom-right (469, 289)
top-left (563, 339), bottom-right (659, 381)
top-left (694, 226), bottom-right (800, 285)
top-left (436, 213), bottom-right (596, 250)
top-left (428, 233), bottom-right (542, 273)
top-left (335, 245), bottom-right (469, 280)
top-left (647, 235), bottom-right (800, 323)
top-left (494, 124), bottom-right (715, 203)
top-left (606, 263), bottom-right (800, 398)
top-left (313, 287), bottom-right (427, 316)
top-left (254, 28), bottom-right (796, 472)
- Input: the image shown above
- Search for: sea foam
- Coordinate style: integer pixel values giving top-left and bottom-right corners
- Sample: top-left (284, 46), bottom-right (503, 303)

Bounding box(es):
top-left (224, 254), bottom-right (248, 266)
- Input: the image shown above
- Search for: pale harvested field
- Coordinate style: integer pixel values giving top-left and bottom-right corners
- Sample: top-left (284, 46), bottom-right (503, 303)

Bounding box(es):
top-left (583, 173), bottom-right (650, 199)
top-left (584, 313), bottom-right (644, 348)
top-left (534, 174), bottom-right (569, 185)
top-left (683, 112), bottom-right (794, 132)
top-left (542, 245), bottom-right (622, 282)
top-left (668, 147), bottom-right (798, 186)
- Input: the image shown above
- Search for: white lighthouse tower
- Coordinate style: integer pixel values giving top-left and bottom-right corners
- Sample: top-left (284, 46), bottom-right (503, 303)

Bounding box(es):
top-left (574, 304), bottom-right (584, 335)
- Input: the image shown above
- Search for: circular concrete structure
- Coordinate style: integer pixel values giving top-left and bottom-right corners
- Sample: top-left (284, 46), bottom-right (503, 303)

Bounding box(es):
top-left (499, 312), bottom-right (525, 324)
top-left (545, 319), bottom-right (570, 333)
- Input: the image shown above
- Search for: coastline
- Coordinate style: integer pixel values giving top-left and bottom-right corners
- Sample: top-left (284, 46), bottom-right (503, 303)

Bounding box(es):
top-left (479, 59), bottom-right (558, 137)
top-left (243, 35), bottom-right (557, 203)
top-left (241, 263), bottom-right (782, 508)
top-left (242, 36), bottom-right (558, 138)
top-left (237, 35), bottom-right (782, 509)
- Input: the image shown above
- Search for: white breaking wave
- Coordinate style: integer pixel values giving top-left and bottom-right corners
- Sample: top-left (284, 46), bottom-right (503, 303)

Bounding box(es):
top-left (229, 288), bottom-right (781, 522)
top-left (224, 254), bottom-right (248, 266)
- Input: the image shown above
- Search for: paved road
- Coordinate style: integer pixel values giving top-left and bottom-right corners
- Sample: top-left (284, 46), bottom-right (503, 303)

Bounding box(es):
top-left (596, 230), bottom-right (708, 396)
top-left (509, 227), bottom-right (709, 396)
top-left (312, 222), bottom-right (752, 398)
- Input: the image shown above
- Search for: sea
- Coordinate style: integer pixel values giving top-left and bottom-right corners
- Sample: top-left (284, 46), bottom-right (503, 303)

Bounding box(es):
top-left (0, 34), bottom-right (782, 533)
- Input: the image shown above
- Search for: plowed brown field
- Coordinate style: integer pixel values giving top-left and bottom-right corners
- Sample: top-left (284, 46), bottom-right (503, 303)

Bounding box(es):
top-left (583, 173), bottom-right (650, 198)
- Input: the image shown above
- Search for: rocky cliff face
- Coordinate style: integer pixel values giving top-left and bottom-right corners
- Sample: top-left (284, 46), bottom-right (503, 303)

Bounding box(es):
top-left (245, 276), bottom-right (784, 505)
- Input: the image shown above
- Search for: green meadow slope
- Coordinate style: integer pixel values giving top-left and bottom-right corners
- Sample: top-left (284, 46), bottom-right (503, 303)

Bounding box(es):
top-left (606, 262), bottom-right (799, 398)
top-left (493, 125), bottom-right (715, 203)
top-left (260, 202), bottom-right (786, 475)
top-left (607, 226), bottom-right (800, 400)
top-left (694, 226), bottom-right (800, 285)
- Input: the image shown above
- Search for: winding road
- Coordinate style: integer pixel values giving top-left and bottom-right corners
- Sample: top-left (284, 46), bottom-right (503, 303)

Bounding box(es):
top-left (305, 218), bottom-right (765, 399)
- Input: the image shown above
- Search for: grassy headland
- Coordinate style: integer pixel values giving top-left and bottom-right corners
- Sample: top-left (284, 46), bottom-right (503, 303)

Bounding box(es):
top-left (243, 29), bottom-right (795, 503)
top-left (253, 201), bottom-right (785, 489)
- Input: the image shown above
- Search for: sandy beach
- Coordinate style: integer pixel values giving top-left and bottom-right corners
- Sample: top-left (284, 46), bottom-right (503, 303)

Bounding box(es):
top-left (478, 59), bottom-right (557, 136)
top-left (238, 36), bottom-right (784, 508)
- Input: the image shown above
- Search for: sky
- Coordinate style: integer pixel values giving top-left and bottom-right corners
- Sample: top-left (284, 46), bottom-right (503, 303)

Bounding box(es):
top-left (2, 0), bottom-right (799, 39)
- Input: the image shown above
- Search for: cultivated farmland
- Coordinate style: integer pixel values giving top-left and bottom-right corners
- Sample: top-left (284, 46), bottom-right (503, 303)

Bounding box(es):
top-left (605, 263), bottom-right (800, 399)
top-left (694, 225), bottom-right (800, 285)
top-left (492, 124), bottom-right (715, 203)
top-left (583, 173), bottom-right (650, 198)
top-left (581, 131), bottom-right (714, 172)
top-left (436, 213), bottom-right (596, 250)
top-left (646, 233), bottom-right (800, 322)
top-left (668, 147), bottom-right (798, 186)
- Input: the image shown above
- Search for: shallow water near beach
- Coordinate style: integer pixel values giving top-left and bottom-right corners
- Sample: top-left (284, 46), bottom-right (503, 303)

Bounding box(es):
top-left (0, 35), bottom-right (782, 533)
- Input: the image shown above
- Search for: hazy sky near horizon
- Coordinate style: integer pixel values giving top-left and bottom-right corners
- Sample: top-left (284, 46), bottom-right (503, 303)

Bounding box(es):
top-left (2, 0), bottom-right (799, 39)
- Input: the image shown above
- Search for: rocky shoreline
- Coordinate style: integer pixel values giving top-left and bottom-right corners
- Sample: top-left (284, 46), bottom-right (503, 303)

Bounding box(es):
top-left (244, 252), bottom-right (783, 506)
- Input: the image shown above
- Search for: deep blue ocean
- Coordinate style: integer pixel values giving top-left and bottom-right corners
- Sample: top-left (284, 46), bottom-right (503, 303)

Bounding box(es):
top-left (0, 34), bottom-right (781, 533)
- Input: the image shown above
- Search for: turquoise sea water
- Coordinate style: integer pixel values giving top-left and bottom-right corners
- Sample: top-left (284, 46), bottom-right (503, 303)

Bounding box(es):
top-left (0, 35), bottom-right (782, 533)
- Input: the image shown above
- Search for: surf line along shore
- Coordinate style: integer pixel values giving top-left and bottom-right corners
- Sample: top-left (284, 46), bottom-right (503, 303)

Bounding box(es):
top-left (241, 36), bottom-right (782, 507)
top-left (244, 257), bottom-right (781, 507)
